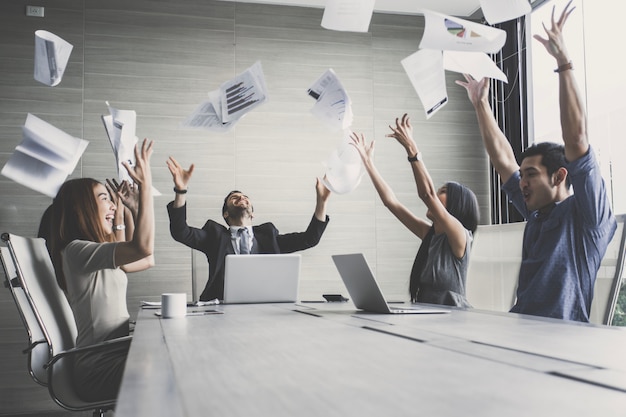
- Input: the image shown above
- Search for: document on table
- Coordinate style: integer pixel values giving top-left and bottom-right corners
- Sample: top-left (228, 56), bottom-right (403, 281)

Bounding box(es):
top-left (154, 309), bottom-right (223, 316)
top-left (141, 299), bottom-right (220, 308)
top-left (419, 9), bottom-right (506, 53)
top-left (321, 0), bottom-right (375, 32)
top-left (1, 113), bottom-right (88, 197)
top-left (307, 68), bottom-right (353, 131)
top-left (33, 30), bottom-right (73, 87)
top-left (401, 49), bottom-right (448, 119)
top-left (102, 102), bottom-right (161, 195)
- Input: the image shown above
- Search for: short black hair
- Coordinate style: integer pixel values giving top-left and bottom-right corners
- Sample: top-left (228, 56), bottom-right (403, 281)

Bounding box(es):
top-left (222, 190), bottom-right (243, 217)
top-left (222, 190), bottom-right (254, 225)
top-left (521, 142), bottom-right (568, 183)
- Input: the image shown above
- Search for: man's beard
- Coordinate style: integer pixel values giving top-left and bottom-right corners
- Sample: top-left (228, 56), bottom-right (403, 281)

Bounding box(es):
top-left (227, 205), bottom-right (252, 220)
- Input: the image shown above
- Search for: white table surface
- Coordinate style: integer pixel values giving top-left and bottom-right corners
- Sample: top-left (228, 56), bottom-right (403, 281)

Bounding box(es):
top-left (116, 303), bottom-right (626, 417)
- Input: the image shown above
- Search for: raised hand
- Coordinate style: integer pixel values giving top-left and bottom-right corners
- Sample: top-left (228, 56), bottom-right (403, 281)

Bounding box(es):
top-left (386, 113), bottom-right (417, 154)
top-left (107, 178), bottom-right (139, 215)
top-left (166, 156), bottom-right (195, 190)
top-left (122, 138), bottom-right (154, 191)
top-left (349, 131), bottom-right (375, 164)
top-left (315, 177), bottom-right (331, 203)
top-left (533, 0), bottom-right (574, 61)
top-left (455, 74), bottom-right (490, 107)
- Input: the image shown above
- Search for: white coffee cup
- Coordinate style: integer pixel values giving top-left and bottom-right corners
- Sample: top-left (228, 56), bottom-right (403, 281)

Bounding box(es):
top-left (161, 293), bottom-right (187, 318)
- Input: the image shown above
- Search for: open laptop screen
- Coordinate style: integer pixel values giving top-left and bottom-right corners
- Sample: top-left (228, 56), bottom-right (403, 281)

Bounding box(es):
top-left (223, 254), bottom-right (301, 304)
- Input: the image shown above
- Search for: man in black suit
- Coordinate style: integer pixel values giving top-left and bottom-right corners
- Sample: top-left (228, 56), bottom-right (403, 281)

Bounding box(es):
top-left (166, 156), bottom-right (331, 301)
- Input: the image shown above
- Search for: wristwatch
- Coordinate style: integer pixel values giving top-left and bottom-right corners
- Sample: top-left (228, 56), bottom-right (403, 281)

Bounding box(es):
top-left (407, 152), bottom-right (421, 162)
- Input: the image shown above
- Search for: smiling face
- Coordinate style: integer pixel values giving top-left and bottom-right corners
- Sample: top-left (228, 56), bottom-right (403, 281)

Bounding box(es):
top-left (519, 155), bottom-right (561, 212)
top-left (222, 191), bottom-right (253, 225)
top-left (93, 183), bottom-right (116, 234)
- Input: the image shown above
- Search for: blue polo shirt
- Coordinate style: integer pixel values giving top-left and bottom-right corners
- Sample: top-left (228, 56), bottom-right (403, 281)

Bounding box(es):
top-left (502, 146), bottom-right (616, 322)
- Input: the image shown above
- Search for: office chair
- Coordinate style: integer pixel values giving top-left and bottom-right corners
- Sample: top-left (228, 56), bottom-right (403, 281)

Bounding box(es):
top-left (465, 221), bottom-right (525, 312)
top-left (1, 233), bottom-right (132, 417)
top-left (1, 245), bottom-right (49, 386)
top-left (590, 214), bottom-right (626, 325)
top-left (466, 215), bottom-right (626, 326)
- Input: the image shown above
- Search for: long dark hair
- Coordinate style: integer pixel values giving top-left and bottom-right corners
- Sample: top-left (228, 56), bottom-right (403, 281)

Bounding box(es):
top-left (49, 178), bottom-right (115, 291)
top-left (409, 181), bottom-right (479, 301)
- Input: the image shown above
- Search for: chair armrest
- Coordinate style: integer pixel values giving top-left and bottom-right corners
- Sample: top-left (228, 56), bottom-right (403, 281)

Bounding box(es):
top-left (44, 335), bottom-right (132, 369)
top-left (22, 339), bottom-right (47, 354)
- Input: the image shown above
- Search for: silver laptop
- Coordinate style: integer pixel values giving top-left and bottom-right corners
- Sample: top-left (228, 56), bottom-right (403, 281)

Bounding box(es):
top-left (223, 254), bottom-right (301, 304)
top-left (331, 253), bottom-right (449, 314)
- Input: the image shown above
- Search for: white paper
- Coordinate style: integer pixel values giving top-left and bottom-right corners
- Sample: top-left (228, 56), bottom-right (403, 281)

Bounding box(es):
top-left (1, 114), bottom-right (88, 197)
top-left (220, 61), bottom-right (268, 123)
top-left (321, 0), bottom-right (375, 33)
top-left (419, 10), bottom-right (507, 54)
top-left (102, 101), bottom-right (137, 185)
top-left (181, 92), bottom-right (234, 132)
top-left (33, 30), bottom-right (73, 87)
top-left (321, 132), bottom-right (363, 195)
top-left (443, 51), bottom-right (508, 83)
top-left (401, 49), bottom-right (448, 119)
top-left (480, 0), bottom-right (531, 25)
top-left (101, 102), bottom-right (161, 196)
top-left (307, 69), bottom-right (354, 131)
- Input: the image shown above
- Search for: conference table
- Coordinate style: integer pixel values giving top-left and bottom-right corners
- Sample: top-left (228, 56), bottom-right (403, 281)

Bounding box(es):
top-left (116, 302), bottom-right (626, 416)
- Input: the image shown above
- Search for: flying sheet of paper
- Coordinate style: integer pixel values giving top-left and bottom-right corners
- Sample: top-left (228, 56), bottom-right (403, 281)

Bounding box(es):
top-left (443, 50), bottom-right (508, 83)
top-left (102, 102), bottom-right (161, 195)
top-left (480, 0), bottom-right (531, 25)
top-left (307, 69), bottom-right (354, 131)
top-left (33, 30), bottom-right (73, 87)
top-left (401, 49), bottom-right (448, 119)
top-left (182, 90), bottom-right (235, 132)
top-left (321, 131), bottom-right (363, 195)
top-left (1, 114), bottom-right (88, 197)
top-left (102, 101), bottom-right (138, 185)
top-left (419, 10), bottom-right (506, 54)
top-left (220, 61), bottom-right (268, 124)
top-left (321, 0), bottom-right (375, 32)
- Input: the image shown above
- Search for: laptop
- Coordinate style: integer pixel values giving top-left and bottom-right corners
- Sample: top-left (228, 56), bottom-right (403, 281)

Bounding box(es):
top-left (223, 254), bottom-right (301, 304)
top-left (331, 253), bottom-right (449, 314)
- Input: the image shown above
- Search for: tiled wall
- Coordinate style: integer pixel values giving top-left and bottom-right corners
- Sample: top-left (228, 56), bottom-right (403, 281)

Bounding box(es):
top-left (0, 0), bottom-right (488, 310)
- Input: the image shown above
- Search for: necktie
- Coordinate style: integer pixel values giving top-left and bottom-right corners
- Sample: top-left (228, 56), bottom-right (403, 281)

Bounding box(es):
top-left (238, 228), bottom-right (250, 254)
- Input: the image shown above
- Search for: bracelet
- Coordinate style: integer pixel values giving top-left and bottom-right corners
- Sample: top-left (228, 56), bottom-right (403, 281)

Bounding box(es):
top-left (114, 224), bottom-right (126, 231)
top-left (173, 187), bottom-right (188, 194)
top-left (554, 61), bottom-right (573, 73)
top-left (407, 152), bottom-right (421, 163)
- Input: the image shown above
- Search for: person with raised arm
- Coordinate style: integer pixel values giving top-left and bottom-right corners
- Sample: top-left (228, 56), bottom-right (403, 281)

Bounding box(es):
top-left (351, 114), bottom-right (479, 307)
top-left (166, 156), bottom-right (331, 302)
top-left (49, 138), bottom-right (155, 401)
top-left (456, 1), bottom-right (616, 322)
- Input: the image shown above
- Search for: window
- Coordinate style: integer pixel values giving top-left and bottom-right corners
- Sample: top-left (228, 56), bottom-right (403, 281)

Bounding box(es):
top-left (530, 0), bottom-right (626, 212)
top-left (529, 0), bottom-right (626, 326)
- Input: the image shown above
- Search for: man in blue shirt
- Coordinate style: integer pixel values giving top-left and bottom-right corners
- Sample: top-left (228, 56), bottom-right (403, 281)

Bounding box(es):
top-left (456, 1), bottom-right (616, 322)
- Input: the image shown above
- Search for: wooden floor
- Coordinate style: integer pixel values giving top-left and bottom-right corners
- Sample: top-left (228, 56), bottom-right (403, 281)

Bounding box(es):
top-left (0, 288), bottom-right (113, 416)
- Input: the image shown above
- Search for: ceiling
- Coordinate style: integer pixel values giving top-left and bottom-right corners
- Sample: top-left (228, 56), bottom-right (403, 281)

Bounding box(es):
top-left (220, 0), bottom-right (483, 18)
top-left (220, 0), bottom-right (547, 19)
